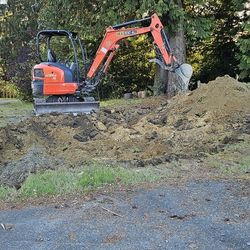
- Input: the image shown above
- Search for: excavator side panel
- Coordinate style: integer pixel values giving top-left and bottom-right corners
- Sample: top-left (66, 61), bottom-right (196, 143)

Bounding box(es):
top-left (32, 64), bottom-right (78, 96)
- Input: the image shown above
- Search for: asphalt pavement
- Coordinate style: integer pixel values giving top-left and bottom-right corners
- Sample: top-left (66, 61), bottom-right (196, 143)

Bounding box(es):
top-left (0, 180), bottom-right (249, 250)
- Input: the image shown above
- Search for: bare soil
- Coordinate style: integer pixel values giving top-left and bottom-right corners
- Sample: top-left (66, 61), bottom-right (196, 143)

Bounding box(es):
top-left (0, 76), bottom-right (250, 188)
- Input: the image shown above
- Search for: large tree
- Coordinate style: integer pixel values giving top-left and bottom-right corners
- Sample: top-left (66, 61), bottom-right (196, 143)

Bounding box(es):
top-left (186, 0), bottom-right (247, 83)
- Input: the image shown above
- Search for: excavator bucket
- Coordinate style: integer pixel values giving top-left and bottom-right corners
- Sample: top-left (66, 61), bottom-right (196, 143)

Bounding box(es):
top-left (174, 63), bottom-right (193, 88)
top-left (149, 59), bottom-right (193, 88)
top-left (34, 101), bottom-right (100, 115)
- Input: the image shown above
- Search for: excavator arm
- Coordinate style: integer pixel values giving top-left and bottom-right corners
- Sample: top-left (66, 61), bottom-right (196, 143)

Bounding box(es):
top-left (83, 13), bottom-right (192, 93)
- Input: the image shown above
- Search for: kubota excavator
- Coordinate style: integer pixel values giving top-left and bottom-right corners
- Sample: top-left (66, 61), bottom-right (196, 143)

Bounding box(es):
top-left (31, 13), bottom-right (193, 114)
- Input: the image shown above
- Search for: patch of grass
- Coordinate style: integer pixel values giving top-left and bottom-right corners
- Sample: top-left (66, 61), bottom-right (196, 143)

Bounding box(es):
top-left (0, 186), bottom-right (16, 200)
top-left (205, 140), bottom-right (250, 177)
top-left (0, 99), bottom-right (32, 127)
top-left (207, 157), bottom-right (250, 176)
top-left (78, 167), bottom-right (116, 188)
top-left (101, 98), bottom-right (144, 108)
top-left (78, 166), bottom-right (160, 189)
top-left (19, 169), bottom-right (80, 197)
top-left (17, 165), bottom-right (163, 199)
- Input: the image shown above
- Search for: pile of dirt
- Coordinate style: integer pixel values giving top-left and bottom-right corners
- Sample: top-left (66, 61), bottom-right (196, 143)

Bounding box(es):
top-left (0, 76), bottom-right (249, 188)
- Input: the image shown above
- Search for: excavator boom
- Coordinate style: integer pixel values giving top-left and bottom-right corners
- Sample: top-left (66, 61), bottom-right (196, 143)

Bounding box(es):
top-left (84, 13), bottom-right (192, 91)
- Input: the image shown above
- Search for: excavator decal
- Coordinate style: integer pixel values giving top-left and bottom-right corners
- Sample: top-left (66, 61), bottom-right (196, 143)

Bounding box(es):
top-left (116, 30), bottom-right (137, 36)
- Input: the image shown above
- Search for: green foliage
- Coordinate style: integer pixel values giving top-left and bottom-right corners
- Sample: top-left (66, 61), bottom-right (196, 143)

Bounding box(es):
top-left (0, 0), bottom-right (39, 99)
top-left (237, 22), bottom-right (250, 81)
top-left (99, 36), bottom-right (155, 99)
top-left (0, 80), bottom-right (20, 98)
top-left (184, 0), bottom-right (215, 46)
top-left (187, 0), bottom-right (247, 82)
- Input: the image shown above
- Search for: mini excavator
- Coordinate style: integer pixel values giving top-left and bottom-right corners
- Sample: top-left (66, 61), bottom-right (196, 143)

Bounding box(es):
top-left (31, 13), bottom-right (193, 114)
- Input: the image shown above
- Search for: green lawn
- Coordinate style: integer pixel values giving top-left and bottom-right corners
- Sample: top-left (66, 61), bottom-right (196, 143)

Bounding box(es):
top-left (0, 99), bottom-right (33, 127)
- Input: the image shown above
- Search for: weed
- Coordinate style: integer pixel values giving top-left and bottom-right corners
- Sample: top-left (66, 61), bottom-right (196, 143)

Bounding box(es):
top-left (78, 165), bottom-right (160, 189)
top-left (78, 167), bottom-right (116, 188)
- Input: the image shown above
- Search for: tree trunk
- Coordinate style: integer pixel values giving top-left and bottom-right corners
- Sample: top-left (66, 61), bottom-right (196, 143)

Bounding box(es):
top-left (153, 64), bottom-right (167, 96)
top-left (167, 15), bottom-right (186, 97)
top-left (153, 0), bottom-right (187, 97)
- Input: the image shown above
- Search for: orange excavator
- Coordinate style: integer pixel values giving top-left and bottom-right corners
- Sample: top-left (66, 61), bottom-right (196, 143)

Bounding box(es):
top-left (31, 13), bottom-right (193, 114)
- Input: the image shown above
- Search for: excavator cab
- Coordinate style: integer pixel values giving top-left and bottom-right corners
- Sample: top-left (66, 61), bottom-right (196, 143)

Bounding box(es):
top-left (35, 30), bottom-right (87, 83)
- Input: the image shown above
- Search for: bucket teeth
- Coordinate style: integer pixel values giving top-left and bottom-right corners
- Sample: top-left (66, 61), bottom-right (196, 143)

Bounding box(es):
top-left (34, 101), bottom-right (100, 115)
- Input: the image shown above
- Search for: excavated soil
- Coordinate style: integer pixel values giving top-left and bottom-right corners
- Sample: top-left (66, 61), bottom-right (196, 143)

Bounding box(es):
top-left (0, 76), bottom-right (250, 188)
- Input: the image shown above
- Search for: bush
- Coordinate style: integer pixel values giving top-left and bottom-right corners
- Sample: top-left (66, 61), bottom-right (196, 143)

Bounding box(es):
top-left (0, 79), bottom-right (20, 98)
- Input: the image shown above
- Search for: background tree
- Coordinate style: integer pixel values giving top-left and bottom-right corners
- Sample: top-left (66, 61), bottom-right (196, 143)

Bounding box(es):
top-left (0, 0), bottom-right (39, 99)
top-left (237, 3), bottom-right (250, 81)
top-left (186, 0), bottom-right (247, 83)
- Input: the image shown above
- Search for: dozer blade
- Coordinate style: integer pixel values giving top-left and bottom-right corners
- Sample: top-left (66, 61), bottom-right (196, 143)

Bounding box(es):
top-left (174, 63), bottom-right (193, 87)
top-left (34, 101), bottom-right (100, 115)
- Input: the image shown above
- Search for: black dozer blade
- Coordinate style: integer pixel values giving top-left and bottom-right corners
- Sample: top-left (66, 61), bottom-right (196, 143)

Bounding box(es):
top-left (34, 101), bottom-right (100, 115)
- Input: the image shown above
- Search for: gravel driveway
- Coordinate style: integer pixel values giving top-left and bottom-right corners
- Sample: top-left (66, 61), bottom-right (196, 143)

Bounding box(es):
top-left (0, 180), bottom-right (249, 250)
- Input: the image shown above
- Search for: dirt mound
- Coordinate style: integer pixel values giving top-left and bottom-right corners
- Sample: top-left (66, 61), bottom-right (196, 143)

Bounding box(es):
top-left (0, 76), bottom-right (249, 188)
top-left (168, 75), bottom-right (249, 121)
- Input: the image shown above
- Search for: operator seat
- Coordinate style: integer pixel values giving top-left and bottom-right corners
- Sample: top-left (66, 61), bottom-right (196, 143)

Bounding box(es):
top-left (47, 49), bottom-right (57, 63)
